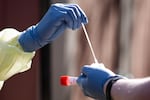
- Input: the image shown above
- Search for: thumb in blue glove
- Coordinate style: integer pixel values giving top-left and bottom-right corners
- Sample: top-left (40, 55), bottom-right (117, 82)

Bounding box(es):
top-left (77, 63), bottom-right (121, 100)
top-left (19, 3), bottom-right (88, 52)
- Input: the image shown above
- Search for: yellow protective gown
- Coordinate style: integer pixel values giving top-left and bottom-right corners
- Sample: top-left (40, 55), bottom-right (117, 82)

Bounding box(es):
top-left (0, 28), bottom-right (35, 90)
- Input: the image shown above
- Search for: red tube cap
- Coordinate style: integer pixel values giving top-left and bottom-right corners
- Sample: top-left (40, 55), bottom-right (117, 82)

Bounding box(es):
top-left (60, 75), bottom-right (70, 86)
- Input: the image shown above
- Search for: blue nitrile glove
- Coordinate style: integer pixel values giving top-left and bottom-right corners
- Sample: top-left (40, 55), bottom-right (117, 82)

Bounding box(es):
top-left (77, 63), bottom-right (119, 100)
top-left (18, 3), bottom-right (88, 52)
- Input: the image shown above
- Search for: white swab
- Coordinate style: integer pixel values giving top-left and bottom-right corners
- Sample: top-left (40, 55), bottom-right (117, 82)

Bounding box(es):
top-left (72, 0), bottom-right (98, 63)
top-left (81, 23), bottom-right (98, 63)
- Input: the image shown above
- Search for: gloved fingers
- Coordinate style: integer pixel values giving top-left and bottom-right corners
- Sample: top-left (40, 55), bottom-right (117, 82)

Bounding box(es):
top-left (51, 3), bottom-right (76, 29)
top-left (69, 4), bottom-right (88, 24)
top-left (76, 65), bottom-right (92, 87)
top-left (50, 4), bottom-right (74, 29)
top-left (65, 4), bottom-right (81, 29)
top-left (64, 7), bottom-right (78, 30)
top-left (53, 3), bottom-right (88, 30)
top-left (77, 73), bottom-right (87, 89)
top-left (62, 4), bottom-right (82, 29)
top-left (77, 76), bottom-right (90, 97)
top-left (65, 4), bottom-right (88, 29)
top-left (77, 73), bottom-right (95, 98)
top-left (81, 65), bottom-right (95, 75)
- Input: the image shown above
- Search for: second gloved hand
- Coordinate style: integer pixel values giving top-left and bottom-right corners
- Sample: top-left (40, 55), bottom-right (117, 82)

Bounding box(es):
top-left (19, 3), bottom-right (88, 52)
top-left (77, 63), bottom-right (123, 100)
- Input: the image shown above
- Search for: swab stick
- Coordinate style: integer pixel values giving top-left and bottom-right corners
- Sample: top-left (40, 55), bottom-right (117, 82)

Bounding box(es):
top-left (81, 23), bottom-right (98, 63)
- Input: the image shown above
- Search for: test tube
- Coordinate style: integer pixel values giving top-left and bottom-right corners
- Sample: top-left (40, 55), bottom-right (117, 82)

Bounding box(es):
top-left (60, 75), bottom-right (77, 86)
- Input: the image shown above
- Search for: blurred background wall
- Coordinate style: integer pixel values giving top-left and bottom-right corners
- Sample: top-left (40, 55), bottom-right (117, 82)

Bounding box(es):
top-left (52, 0), bottom-right (150, 100)
top-left (0, 0), bottom-right (47, 100)
top-left (1, 0), bottom-right (150, 100)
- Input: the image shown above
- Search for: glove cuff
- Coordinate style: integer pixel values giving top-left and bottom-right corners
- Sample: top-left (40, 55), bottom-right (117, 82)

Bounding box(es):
top-left (105, 75), bottom-right (125, 100)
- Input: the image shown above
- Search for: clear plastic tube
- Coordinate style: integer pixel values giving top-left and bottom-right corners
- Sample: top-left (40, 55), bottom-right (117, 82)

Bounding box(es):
top-left (60, 75), bottom-right (77, 86)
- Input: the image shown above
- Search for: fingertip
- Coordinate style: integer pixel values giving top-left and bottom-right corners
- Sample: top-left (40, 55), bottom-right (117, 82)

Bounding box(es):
top-left (72, 4), bottom-right (88, 24)
top-left (82, 16), bottom-right (88, 24)
top-left (76, 75), bottom-right (85, 86)
top-left (80, 65), bottom-right (91, 75)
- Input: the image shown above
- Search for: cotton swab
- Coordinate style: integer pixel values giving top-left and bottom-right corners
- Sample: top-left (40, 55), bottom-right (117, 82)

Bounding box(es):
top-left (71, 0), bottom-right (98, 63)
top-left (81, 23), bottom-right (98, 63)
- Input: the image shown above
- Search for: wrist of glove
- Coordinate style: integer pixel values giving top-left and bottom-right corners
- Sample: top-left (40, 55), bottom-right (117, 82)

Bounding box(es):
top-left (77, 63), bottom-right (125, 100)
top-left (18, 3), bottom-right (88, 52)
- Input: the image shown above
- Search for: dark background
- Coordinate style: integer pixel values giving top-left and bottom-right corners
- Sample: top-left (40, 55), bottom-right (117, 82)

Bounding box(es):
top-left (0, 0), bottom-right (51, 100)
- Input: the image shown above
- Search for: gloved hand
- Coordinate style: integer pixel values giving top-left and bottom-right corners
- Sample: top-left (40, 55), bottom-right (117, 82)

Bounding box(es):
top-left (77, 63), bottom-right (122, 100)
top-left (19, 3), bottom-right (88, 52)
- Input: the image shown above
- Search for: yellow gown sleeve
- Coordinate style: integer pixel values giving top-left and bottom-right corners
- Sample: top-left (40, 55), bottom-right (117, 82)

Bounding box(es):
top-left (0, 28), bottom-right (35, 90)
